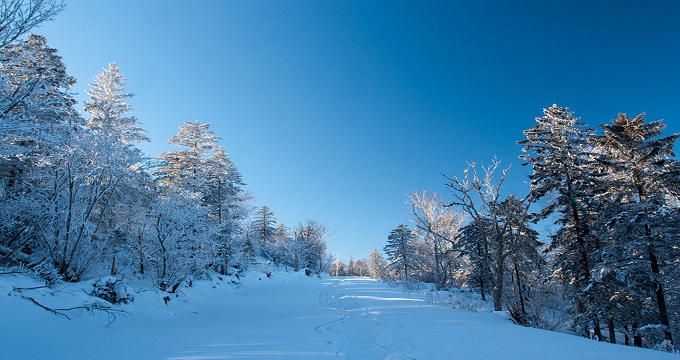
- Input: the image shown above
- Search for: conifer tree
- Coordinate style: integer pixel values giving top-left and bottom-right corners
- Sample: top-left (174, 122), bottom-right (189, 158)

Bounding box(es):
top-left (156, 121), bottom-right (220, 193)
top-left (384, 224), bottom-right (418, 281)
top-left (590, 112), bottom-right (680, 344)
top-left (519, 104), bottom-right (603, 337)
top-left (251, 205), bottom-right (277, 257)
top-left (84, 63), bottom-right (148, 144)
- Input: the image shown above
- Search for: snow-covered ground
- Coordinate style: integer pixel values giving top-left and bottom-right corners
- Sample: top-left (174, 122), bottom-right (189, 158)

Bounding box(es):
top-left (1, 271), bottom-right (676, 359)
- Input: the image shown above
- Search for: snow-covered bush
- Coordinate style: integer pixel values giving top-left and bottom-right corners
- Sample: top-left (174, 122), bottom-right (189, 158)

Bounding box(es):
top-left (90, 276), bottom-right (134, 304)
top-left (33, 261), bottom-right (62, 286)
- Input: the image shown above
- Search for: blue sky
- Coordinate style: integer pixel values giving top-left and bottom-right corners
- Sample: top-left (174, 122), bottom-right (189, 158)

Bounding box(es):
top-left (36, 1), bottom-right (680, 261)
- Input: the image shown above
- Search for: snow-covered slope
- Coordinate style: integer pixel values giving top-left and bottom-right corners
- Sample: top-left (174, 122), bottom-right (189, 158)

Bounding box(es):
top-left (0, 272), bottom-right (676, 359)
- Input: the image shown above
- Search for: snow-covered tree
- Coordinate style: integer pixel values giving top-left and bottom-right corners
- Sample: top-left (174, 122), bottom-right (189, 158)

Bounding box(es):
top-left (409, 190), bottom-right (466, 289)
top-left (250, 205), bottom-right (277, 257)
top-left (0, 33), bottom-right (76, 161)
top-left (203, 147), bottom-right (246, 226)
top-left (268, 223), bottom-right (291, 267)
top-left (156, 121), bottom-right (221, 193)
top-left (84, 63), bottom-right (148, 144)
top-left (289, 220), bottom-right (330, 273)
top-left (146, 190), bottom-right (212, 292)
top-left (156, 121), bottom-right (247, 274)
top-left (519, 104), bottom-right (603, 337)
top-left (0, 0), bottom-right (64, 50)
top-left (384, 224), bottom-right (418, 281)
top-left (0, 35), bottom-right (85, 279)
top-left (446, 160), bottom-right (536, 311)
top-left (590, 112), bottom-right (680, 345)
top-left (367, 248), bottom-right (387, 279)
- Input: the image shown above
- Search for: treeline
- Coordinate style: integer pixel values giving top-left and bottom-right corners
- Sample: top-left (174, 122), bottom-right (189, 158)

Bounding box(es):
top-left (331, 249), bottom-right (387, 278)
top-left (0, 1), bottom-right (331, 292)
top-left (381, 105), bottom-right (680, 351)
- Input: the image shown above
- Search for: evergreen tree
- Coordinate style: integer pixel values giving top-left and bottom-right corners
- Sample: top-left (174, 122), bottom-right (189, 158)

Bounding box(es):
top-left (156, 121), bottom-right (220, 193)
top-left (590, 112), bottom-right (680, 344)
top-left (384, 224), bottom-right (418, 281)
top-left (251, 205), bottom-right (277, 257)
top-left (156, 121), bottom-right (246, 274)
top-left (81, 63), bottom-right (150, 278)
top-left (84, 63), bottom-right (148, 144)
top-left (0, 33), bottom-right (76, 159)
top-left (519, 104), bottom-right (603, 337)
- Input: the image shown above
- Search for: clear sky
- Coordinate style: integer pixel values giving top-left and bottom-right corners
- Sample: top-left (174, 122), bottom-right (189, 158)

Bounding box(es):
top-left (35, 0), bottom-right (680, 261)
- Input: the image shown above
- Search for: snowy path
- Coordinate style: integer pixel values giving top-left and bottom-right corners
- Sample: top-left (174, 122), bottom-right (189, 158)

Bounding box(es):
top-left (1, 274), bottom-right (677, 359)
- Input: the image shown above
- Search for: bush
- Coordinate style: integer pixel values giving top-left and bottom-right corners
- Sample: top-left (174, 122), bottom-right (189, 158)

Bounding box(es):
top-left (90, 276), bottom-right (134, 304)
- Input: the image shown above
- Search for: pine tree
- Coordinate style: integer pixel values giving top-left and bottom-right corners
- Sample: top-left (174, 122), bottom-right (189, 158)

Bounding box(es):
top-left (251, 205), bottom-right (277, 257)
top-left (590, 112), bottom-right (680, 345)
top-left (519, 104), bottom-right (603, 337)
top-left (156, 121), bottom-right (247, 274)
top-left (156, 121), bottom-right (220, 193)
top-left (81, 63), bottom-right (150, 278)
top-left (384, 224), bottom-right (418, 281)
top-left (0, 33), bottom-right (76, 159)
top-left (84, 63), bottom-right (148, 144)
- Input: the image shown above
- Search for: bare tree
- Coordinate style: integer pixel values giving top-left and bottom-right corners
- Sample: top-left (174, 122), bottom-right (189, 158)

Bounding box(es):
top-left (0, 0), bottom-right (65, 50)
top-left (446, 159), bottom-right (534, 311)
top-left (409, 190), bottom-right (466, 290)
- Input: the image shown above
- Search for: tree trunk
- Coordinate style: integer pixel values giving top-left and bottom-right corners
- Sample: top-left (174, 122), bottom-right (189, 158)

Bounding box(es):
top-left (110, 255), bottom-right (117, 276)
top-left (479, 271), bottom-right (486, 301)
top-left (492, 286), bottom-right (502, 312)
top-left (607, 317), bottom-right (616, 344)
top-left (593, 318), bottom-right (603, 341)
top-left (649, 248), bottom-right (673, 343)
top-left (514, 263), bottom-right (526, 315)
top-left (632, 322), bottom-right (642, 347)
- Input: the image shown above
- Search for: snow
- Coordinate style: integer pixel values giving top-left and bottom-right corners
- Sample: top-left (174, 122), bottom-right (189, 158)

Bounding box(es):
top-left (0, 272), bottom-right (676, 359)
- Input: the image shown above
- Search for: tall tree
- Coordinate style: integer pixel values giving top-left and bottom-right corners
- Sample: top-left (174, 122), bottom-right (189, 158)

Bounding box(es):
top-left (590, 112), bottom-right (680, 344)
top-left (519, 104), bottom-right (603, 337)
top-left (81, 63), bottom-right (150, 277)
top-left (0, 34), bottom-right (82, 279)
top-left (84, 63), bottom-right (148, 144)
top-left (156, 121), bottom-right (246, 274)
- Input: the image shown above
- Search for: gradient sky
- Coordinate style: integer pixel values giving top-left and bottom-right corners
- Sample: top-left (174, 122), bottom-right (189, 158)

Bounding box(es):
top-left (35, 0), bottom-right (680, 261)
